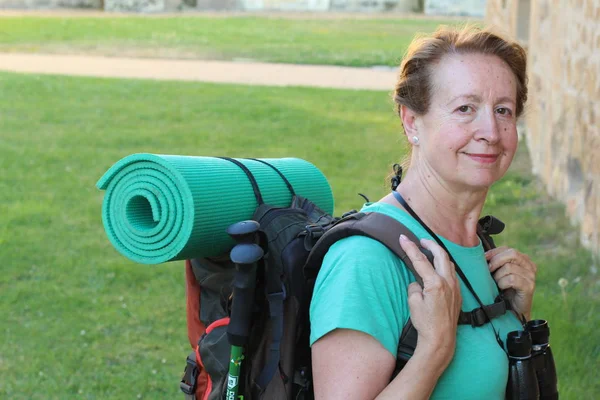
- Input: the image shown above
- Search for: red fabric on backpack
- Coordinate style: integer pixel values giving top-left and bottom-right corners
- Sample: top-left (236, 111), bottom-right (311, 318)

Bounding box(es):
top-left (185, 260), bottom-right (208, 397)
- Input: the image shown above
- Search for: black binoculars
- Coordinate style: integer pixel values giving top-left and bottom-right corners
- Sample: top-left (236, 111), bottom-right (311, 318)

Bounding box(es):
top-left (506, 319), bottom-right (558, 400)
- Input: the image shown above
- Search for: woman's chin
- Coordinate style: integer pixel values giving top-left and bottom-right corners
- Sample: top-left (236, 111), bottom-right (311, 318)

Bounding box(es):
top-left (457, 171), bottom-right (503, 191)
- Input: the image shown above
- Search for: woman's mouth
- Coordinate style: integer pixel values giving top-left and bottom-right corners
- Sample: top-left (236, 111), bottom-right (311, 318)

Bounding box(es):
top-left (465, 153), bottom-right (500, 164)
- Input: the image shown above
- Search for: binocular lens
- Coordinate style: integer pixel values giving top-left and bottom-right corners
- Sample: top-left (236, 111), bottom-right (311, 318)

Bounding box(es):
top-left (507, 330), bottom-right (532, 358)
top-left (526, 319), bottom-right (550, 346)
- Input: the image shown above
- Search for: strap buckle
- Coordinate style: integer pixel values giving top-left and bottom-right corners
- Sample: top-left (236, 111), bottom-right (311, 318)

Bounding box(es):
top-left (305, 224), bottom-right (325, 240)
top-left (293, 367), bottom-right (312, 390)
top-left (180, 351), bottom-right (199, 396)
top-left (470, 308), bottom-right (488, 328)
top-left (478, 215), bottom-right (505, 235)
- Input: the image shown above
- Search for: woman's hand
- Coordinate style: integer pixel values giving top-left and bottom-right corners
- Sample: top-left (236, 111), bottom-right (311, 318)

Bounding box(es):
top-left (399, 235), bottom-right (462, 366)
top-left (486, 247), bottom-right (537, 320)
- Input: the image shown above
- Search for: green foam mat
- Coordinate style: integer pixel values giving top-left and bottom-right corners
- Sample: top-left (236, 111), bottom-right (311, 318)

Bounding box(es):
top-left (96, 154), bottom-right (334, 264)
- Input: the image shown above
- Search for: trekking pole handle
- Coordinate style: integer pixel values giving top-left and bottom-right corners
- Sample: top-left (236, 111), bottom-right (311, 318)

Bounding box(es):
top-left (227, 220), bottom-right (261, 244)
top-left (228, 243), bottom-right (263, 347)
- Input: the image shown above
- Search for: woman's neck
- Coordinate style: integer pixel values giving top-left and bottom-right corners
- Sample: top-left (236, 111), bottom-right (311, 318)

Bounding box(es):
top-left (390, 168), bottom-right (488, 247)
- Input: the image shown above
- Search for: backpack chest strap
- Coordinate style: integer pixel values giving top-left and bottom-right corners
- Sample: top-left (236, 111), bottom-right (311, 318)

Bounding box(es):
top-left (458, 295), bottom-right (510, 327)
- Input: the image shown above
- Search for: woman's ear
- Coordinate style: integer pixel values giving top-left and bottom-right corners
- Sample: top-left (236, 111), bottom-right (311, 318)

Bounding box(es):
top-left (400, 105), bottom-right (419, 138)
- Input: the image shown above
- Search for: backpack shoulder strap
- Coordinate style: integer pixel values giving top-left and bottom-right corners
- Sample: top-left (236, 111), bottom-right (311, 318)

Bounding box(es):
top-left (304, 212), bottom-right (427, 286)
top-left (306, 212), bottom-right (505, 277)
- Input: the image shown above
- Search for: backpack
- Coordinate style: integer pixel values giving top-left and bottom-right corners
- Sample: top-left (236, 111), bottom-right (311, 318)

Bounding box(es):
top-left (179, 164), bottom-right (509, 400)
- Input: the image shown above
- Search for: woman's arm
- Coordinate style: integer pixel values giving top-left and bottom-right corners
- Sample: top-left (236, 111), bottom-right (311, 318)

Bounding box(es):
top-left (312, 329), bottom-right (452, 400)
top-left (312, 237), bottom-right (462, 399)
top-left (311, 329), bottom-right (395, 400)
top-left (377, 343), bottom-right (452, 400)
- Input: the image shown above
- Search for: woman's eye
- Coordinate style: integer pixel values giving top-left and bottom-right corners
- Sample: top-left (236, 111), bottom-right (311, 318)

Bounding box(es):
top-left (458, 105), bottom-right (471, 113)
top-left (496, 107), bottom-right (513, 116)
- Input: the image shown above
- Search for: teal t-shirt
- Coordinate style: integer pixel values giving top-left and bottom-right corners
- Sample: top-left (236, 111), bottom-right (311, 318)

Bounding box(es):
top-left (309, 202), bottom-right (523, 399)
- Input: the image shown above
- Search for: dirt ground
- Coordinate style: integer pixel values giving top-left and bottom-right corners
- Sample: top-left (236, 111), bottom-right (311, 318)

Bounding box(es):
top-left (0, 52), bottom-right (398, 90)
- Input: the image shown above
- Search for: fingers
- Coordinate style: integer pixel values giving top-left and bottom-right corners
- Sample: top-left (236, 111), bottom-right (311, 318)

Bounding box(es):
top-left (399, 234), bottom-right (436, 283)
top-left (493, 264), bottom-right (536, 291)
top-left (487, 248), bottom-right (515, 273)
top-left (492, 262), bottom-right (536, 281)
top-left (484, 246), bottom-right (508, 261)
top-left (495, 272), bottom-right (535, 293)
top-left (407, 282), bottom-right (423, 300)
top-left (407, 281), bottom-right (424, 313)
top-left (399, 235), bottom-right (458, 293)
top-left (419, 238), bottom-right (456, 281)
top-left (487, 248), bottom-right (537, 275)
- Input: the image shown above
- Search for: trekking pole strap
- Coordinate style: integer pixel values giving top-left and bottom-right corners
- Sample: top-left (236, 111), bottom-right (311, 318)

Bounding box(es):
top-left (255, 282), bottom-right (286, 389)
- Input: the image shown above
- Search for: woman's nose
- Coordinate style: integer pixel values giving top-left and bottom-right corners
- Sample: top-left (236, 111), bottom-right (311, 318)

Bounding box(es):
top-left (474, 109), bottom-right (500, 143)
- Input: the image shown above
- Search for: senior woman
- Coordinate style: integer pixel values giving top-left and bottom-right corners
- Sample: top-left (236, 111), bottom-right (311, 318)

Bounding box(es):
top-left (309, 25), bottom-right (538, 399)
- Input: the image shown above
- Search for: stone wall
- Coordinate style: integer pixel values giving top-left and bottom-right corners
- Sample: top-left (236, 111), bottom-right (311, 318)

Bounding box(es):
top-left (0, 0), bottom-right (422, 11)
top-left (486, 0), bottom-right (600, 255)
top-left (211, 0), bottom-right (419, 12)
top-left (0, 0), bottom-right (100, 8)
top-left (241, 0), bottom-right (330, 11)
top-left (485, 0), bottom-right (518, 38)
top-left (424, 0), bottom-right (486, 17)
top-left (104, 0), bottom-right (163, 12)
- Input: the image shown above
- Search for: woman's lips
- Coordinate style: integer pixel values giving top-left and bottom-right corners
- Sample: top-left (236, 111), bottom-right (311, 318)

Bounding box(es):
top-left (465, 153), bottom-right (500, 164)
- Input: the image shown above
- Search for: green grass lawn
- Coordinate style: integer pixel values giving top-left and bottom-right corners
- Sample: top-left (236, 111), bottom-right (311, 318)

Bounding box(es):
top-left (0, 16), bottom-right (466, 66)
top-left (0, 71), bottom-right (598, 399)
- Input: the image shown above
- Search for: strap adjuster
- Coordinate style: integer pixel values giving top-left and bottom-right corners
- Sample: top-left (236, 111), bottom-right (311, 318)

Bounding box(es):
top-left (341, 209), bottom-right (358, 219)
top-left (499, 294), bottom-right (512, 311)
top-left (470, 308), bottom-right (488, 327)
top-left (180, 351), bottom-right (199, 395)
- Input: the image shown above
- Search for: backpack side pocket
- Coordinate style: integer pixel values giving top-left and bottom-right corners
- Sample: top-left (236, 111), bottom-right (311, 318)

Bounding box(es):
top-left (198, 317), bottom-right (231, 400)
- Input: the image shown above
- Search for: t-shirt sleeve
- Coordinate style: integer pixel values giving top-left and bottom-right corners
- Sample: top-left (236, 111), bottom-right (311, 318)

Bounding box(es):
top-left (309, 235), bottom-right (415, 357)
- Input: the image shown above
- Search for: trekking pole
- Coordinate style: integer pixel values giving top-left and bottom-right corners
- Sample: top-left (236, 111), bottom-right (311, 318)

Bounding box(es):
top-left (226, 220), bottom-right (263, 400)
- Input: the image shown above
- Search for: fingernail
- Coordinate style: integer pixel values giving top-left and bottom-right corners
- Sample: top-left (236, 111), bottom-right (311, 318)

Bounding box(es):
top-left (400, 234), bottom-right (408, 242)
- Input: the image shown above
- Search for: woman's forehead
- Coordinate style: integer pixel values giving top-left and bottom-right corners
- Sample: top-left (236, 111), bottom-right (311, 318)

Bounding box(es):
top-left (430, 53), bottom-right (517, 103)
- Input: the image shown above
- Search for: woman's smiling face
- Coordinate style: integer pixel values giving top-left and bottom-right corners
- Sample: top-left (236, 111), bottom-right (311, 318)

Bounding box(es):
top-left (414, 52), bottom-right (519, 191)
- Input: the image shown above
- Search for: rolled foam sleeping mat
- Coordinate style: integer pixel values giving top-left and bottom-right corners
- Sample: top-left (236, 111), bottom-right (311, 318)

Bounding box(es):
top-left (96, 154), bottom-right (334, 264)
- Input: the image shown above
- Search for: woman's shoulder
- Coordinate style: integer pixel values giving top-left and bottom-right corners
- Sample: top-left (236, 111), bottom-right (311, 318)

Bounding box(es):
top-left (310, 207), bottom-right (415, 356)
top-left (319, 230), bottom-right (416, 286)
